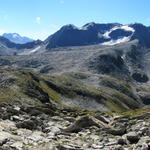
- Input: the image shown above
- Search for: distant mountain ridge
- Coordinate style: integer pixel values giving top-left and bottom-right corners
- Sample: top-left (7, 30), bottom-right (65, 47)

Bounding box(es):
top-left (0, 22), bottom-right (150, 55)
top-left (45, 22), bottom-right (150, 49)
top-left (3, 33), bottom-right (34, 44)
top-left (0, 36), bottom-right (43, 55)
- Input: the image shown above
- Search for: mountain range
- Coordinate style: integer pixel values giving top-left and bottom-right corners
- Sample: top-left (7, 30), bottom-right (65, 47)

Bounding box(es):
top-left (1, 22), bottom-right (150, 112)
top-left (45, 22), bottom-right (150, 49)
top-left (1, 22), bottom-right (150, 150)
top-left (0, 22), bottom-right (150, 55)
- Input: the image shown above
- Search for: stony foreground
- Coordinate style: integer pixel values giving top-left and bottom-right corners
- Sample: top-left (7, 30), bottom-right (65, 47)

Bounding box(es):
top-left (0, 102), bottom-right (150, 150)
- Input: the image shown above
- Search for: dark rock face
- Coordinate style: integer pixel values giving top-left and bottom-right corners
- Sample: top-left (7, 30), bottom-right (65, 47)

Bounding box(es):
top-left (89, 52), bottom-right (129, 76)
top-left (126, 45), bottom-right (142, 62)
top-left (96, 54), bottom-right (125, 73)
top-left (45, 23), bottom-right (120, 49)
top-left (109, 29), bottom-right (132, 40)
top-left (141, 97), bottom-right (150, 105)
top-left (23, 60), bottom-right (42, 68)
top-left (45, 22), bottom-right (150, 49)
top-left (40, 65), bottom-right (54, 73)
top-left (106, 127), bottom-right (126, 136)
top-left (130, 23), bottom-right (150, 48)
top-left (0, 59), bottom-right (11, 66)
top-left (23, 79), bottom-right (50, 103)
top-left (16, 119), bottom-right (37, 130)
top-left (132, 72), bottom-right (149, 83)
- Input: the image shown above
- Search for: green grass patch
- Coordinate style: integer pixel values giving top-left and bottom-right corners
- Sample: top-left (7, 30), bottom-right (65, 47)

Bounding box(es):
top-left (40, 81), bottom-right (62, 104)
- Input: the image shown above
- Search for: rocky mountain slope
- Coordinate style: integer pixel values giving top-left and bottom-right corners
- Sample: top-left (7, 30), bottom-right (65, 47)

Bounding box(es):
top-left (3, 33), bottom-right (34, 44)
top-left (0, 100), bottom-right (150, 149)
top-left (1, 40), bottom-right (150, 111)
top-left (1, 22), bottom-right (150, 149)
top-left (0, 66), bottom-right (142, 112)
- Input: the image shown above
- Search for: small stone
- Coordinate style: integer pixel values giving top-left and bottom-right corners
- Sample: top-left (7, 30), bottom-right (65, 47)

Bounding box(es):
top-left (107, 127), bottom-right (126, 136)
top-left (0, 131), bottom-right (12, 146)
top-left (117, 137), bottom-right (126, 145)
top-left (94, 113), bottom-right (110, 124)
top-left (148, 143), bottom-right (150, 148)
top-left (51, 126), bottom-right (61, 135)
top-left (16, 119), bottom-right (36, 130)
top-left (114, 145), bottom-right (125, 150)
top-left (27, 131), bottom-right (45, 142)
top-left (105, 141), bottom-right (117, 146)
top-left (51, 116), bottom-right (64, 121)
top-left (64, 117), bottom-right (76, 122)
top-left (57, 145), bottom-right (83, 150)
top-left (126, 132), bottom-right (140, 144)
top-left (0, 138), bottom-right (8, 146)
top-left (91, 144), bottom-right (104, 149)
top-left (14, 106), bottom-right (20, 111)
top-left (141, 144), bottom-right (149, 150)
top-left (11, 115), bottom-right (24, 122)
top-left (10, 141), bottom-right (23, 150)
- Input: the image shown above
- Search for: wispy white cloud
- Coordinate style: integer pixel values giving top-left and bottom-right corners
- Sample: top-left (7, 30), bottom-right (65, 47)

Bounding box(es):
top-left (36, 17), bottom-right (41, 24)
top-left (148, 18), bottom-right (150, 22)
top-left (60, 0), bottom-right (64, 4)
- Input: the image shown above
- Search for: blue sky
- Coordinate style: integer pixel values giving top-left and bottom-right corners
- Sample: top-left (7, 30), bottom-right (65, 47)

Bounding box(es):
top-left (0, 0), bottom-right (150, 40)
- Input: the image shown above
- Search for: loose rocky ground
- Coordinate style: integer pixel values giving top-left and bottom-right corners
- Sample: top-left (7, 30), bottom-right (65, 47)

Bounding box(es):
top-left (0, 102), bottom-right (150, 150)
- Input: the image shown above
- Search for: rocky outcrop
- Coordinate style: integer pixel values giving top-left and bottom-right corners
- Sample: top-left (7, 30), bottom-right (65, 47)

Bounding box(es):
top-left (62, 116), bottom-right (109, 133)
top-left (0, 102), bottom-right (150, 149)
top-left (132, 72), bottom-right (149, 83)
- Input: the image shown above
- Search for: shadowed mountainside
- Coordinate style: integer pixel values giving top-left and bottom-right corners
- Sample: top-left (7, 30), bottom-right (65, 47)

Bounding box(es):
top-left (0, 67), bottom-right (143, 112)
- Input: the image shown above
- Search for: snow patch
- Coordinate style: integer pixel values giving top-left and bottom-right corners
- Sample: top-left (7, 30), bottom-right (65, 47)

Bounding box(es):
top-left (102, 36), bottom-right (131, 46)
top-left (81, 22), bottom-right (95, 30)
top-left (103, 26), bottom-right (120, 39)
top-left (121, 25), bottom-right (135, 32)
top-left (102, 25), bottom-right (135, 45)
top-left (19, 46), bottom-right (41, 55)
top-left (103, 25), bottom-right (135, 39)
top-left (121, 54), bottom-right (126, 60)
top-left (28, 46), bottom-right (41, 54)
top-left (63, 24), bottom-right (79, 30)
top-left (13, 34), bottom-right (19, 38)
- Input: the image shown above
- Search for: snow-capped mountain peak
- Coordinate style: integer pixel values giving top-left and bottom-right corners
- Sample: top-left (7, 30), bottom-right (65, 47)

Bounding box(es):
top-left (3, 33), bottom-right (34, 44)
